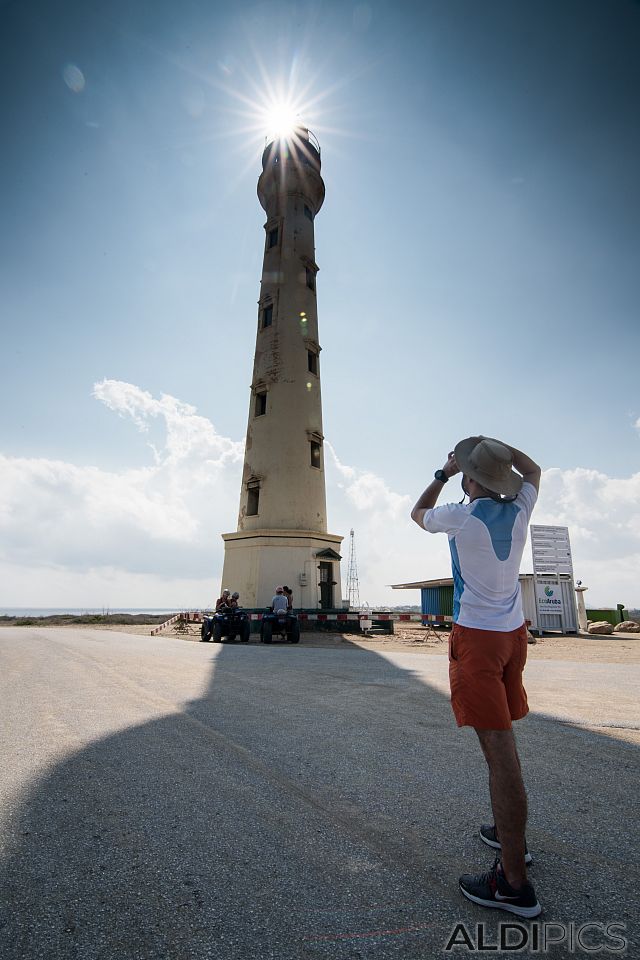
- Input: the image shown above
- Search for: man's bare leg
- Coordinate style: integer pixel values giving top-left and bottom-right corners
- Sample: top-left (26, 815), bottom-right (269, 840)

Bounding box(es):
top-left (475, 728), bottom-right (528, 888)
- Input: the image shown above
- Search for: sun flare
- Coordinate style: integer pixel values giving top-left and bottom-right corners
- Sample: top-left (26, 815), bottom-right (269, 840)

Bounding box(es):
top-left (208, 49), bottom-right (350, 187)
top-left (263, 101), bottom-right (302, 141)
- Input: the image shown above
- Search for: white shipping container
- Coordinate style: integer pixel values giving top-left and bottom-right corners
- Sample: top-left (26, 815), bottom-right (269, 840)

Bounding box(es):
top-left (520, 574), bottom-right (578, 633)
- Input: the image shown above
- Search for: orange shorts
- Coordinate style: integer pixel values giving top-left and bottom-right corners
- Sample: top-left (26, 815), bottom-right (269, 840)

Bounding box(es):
top-left (448, 622), bottom-right (529, 730)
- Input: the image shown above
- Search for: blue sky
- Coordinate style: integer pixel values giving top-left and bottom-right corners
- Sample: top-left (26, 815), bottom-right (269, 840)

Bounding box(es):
top-left (1, 0), bottom-right (639, 608)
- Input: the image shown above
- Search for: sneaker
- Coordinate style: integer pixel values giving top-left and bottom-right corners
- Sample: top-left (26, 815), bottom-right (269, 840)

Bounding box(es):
top-left (459, 858), bottom-right (541, 918)
top-left (480, 823), bottom-right (532, 865)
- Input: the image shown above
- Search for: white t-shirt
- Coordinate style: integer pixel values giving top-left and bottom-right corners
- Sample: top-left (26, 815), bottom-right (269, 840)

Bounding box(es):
top-left (421, 483), bottom-right (537, 631)
top-left (272, 595), bottom-right (289, 614)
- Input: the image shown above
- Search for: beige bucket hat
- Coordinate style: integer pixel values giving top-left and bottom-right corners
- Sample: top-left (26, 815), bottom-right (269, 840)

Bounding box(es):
top-left (454, 436), bottom-right (523, 498)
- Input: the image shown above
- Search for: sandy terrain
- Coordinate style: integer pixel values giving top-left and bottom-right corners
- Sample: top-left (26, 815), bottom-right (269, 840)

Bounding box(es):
top-left (53, 619), bottom-right (640, 664)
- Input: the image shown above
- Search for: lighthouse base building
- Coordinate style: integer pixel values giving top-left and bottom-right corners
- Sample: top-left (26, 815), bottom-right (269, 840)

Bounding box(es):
top-left (221, 531), bottom-right (342, 610)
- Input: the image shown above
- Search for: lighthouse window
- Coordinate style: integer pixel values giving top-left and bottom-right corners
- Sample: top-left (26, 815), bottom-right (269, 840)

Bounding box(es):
top-left (304, 205), bottom-right (313, 221)
top-left (307, 350), bottom-right (318, 375)
top-left (310, 441), bottom-right (321, 468)
top-left (261, 303), bottom-right (273, 328)
top-left (267, 227), bottom-right (278, 249)
top-left (306, 267), bottom-right (315, 291)
top-left (255, 391), bottom-right (267, 416)
top-left (247, 486), bottom-right (260, 516)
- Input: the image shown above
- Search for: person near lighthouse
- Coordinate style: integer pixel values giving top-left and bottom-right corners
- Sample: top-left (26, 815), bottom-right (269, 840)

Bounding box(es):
top-left (271, 587), bottom-right (289, 615)
top-left (410, 436), bottom-right (542, 918)
top-left (215, 589), bottom-right (231, 612)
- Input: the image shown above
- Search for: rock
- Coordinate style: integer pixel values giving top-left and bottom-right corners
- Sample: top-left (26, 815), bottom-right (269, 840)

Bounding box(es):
top-left (526, 631), bottom-right (537, 644)
top-left (588, 621), bottom-right (614, 635)
top-left (613, 620), bottom-right (640, 633)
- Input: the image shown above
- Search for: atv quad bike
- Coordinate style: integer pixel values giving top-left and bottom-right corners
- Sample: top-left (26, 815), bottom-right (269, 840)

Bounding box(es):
top-left (260, 610), bottom-right (300, 644)
top-left (201, 607), bottom-right (250, 643)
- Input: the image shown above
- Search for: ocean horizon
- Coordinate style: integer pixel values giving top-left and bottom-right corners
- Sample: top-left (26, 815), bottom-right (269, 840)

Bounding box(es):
top-left (0, 607), bottom-right (188, 618)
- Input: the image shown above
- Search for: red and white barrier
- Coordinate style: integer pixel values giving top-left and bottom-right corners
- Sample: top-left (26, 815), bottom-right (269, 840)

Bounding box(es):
top-left (152, 610), bottom-right (529, 636)
top-left (153, 611), bottom-right (450, 629)
top-left (261, 612), bottom-right (450, 623)
top-left (150, 614), bottom-right (181, 635)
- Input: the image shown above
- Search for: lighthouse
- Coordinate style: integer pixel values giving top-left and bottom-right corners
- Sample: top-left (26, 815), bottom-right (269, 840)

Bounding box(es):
top-left (221, 126), bottom-right (343, 609)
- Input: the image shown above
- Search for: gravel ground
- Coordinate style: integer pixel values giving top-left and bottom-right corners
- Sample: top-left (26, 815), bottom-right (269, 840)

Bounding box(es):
top-left (1, 628), bottom-right (638, 959)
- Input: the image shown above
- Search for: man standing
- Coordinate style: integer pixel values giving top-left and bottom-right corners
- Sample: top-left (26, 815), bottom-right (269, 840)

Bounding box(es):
top-left (411, 436), bottom-right (542, 918)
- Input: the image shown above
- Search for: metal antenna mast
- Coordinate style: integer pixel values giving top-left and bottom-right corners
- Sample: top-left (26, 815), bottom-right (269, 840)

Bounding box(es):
top-left (345, 528), bottom-right (361, 610)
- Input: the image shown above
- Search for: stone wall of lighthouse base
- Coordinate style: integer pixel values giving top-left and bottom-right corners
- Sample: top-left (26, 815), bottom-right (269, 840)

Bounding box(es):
top-left (220, 529), bottom-right (343, 610)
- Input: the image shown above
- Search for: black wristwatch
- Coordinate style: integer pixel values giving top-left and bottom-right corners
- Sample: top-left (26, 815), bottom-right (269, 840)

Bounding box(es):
top-left (434, 469), bottom-right (448, 483)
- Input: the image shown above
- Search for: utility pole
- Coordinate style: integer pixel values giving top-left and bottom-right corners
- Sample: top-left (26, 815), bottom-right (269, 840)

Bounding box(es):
top-left (345, 528), bottom-right (360, 611)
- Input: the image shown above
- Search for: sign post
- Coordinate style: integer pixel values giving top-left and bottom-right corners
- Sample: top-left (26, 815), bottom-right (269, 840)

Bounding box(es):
top-left (534, 581), bottom-right (564, 615)
top-left (530, 525), bottom-right (573, 634)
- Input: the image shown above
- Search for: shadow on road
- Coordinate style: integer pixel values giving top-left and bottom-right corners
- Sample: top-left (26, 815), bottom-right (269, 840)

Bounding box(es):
top-left (0, 632), bottom-right (637, 959)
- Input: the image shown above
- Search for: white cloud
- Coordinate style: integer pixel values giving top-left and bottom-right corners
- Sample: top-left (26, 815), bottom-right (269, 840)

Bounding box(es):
top-left (533, 467), bottom-right (640, 552)
top-left (324, 444), bottom-right (452, 606)
top-left (93, 379), bottom-right (242, 466)
top-left (530, 467), bottom-right (640, 609)
top-left (0, 382), bottom-right (244, 605)
top-left (327, 443), bottom-right (410, 523)
top-left (326, 458), bottom-right (640, 608)
top-left (1, 382), bottom-right (638, 609)
top-left (0, 561), bottom-right (215, 611)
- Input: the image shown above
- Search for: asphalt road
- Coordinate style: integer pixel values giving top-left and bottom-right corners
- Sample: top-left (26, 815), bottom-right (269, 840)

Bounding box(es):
top-left (0, 628), bottom-right (638, 959)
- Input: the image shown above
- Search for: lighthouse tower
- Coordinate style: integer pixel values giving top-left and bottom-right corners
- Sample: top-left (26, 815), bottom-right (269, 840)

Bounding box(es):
top-left (221, 127), bottom-right (343, 609)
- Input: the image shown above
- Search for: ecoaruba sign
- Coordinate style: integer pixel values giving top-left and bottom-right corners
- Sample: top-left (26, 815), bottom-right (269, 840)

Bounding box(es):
top-left (535, 582), bottom-right (564, 614)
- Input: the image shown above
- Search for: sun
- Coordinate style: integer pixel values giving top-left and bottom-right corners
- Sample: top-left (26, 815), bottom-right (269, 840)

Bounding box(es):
top-left (204, 51), bottom-right (350, 186)
top-left (263, 101), bottom-right (302, 141)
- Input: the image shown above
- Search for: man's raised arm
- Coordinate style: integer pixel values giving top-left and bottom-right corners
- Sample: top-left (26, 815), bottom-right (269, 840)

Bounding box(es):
top-left (490, 439), bottom-right (541, 492)
top-left (410, 451), bottom-right (460, 527)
